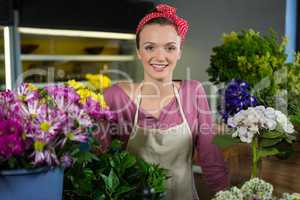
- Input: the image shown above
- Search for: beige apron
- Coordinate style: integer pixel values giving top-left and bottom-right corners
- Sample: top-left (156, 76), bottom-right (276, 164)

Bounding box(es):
top-left (126, 82), bottom-right (199, 200)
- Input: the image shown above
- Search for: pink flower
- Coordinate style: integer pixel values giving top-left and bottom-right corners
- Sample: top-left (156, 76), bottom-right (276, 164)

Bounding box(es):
top-left (83, 97), bottom-right (116, 121)
top-left (17, 83), bottom-right (40, 102)
top-left (0, 119), bottom-right (25, 159)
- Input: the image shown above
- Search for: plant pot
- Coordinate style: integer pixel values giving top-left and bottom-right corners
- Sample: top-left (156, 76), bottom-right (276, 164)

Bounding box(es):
top-left (0, 167), bottom-right (64, 200)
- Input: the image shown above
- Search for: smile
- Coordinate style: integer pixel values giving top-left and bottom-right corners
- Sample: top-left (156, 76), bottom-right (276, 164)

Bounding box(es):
top-left (151, 64), bottom-right (168, 72)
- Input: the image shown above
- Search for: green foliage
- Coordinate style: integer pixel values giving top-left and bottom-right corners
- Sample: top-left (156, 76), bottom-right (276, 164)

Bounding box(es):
top-left (287, 53), bottom-right (300, 96)
top-left (63, 139), bottom-right (168, 200)
top-left (212, 134), bottom-right (242, 149)
top-left (207, 29), bottom-right (288, 106)
top-left (287, 53), bottom-right (300, 120)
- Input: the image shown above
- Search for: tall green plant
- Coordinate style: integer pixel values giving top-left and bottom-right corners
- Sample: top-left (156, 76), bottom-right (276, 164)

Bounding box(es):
top-left (207, 29), bottom-right (288, 107)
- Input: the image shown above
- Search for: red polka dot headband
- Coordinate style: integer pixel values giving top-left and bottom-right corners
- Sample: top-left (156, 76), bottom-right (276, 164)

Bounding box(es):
top-left (136, 4), bottom-right (189, 41)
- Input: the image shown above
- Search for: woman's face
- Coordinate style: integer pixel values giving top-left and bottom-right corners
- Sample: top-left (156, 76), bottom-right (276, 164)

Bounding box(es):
top-left (137, 24), bottom-right (182, 82)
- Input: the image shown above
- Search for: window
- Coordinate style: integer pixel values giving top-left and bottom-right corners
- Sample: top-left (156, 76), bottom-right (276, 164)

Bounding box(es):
top-left (0, 26), bottom-right (5, 90)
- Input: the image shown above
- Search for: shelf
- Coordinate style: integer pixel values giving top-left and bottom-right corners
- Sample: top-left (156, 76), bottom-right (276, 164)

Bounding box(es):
top-left (0, 54), bottom-right (135, 62)
top-left (19, 27), bottom-right (136, 40)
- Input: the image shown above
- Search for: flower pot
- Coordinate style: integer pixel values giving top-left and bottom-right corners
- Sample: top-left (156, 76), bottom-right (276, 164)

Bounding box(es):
top-left (0, 167), bottom-right (64, 200)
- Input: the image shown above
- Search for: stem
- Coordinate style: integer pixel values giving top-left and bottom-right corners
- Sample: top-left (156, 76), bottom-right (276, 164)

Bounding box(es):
top-left (251, 137), bottom-right (258, 178)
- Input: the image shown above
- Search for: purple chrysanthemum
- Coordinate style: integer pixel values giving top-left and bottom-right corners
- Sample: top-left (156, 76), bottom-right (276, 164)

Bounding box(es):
top-left (17, 83), bottom-right (40, 102)
top-left (83, 97), bottom-right (116, 121)
top-left (0, 90), bottom-right (23, 121)
top-left (45, 85), bottom-right (80, 110)
top-left (0, 119), bottom-right (25, 159)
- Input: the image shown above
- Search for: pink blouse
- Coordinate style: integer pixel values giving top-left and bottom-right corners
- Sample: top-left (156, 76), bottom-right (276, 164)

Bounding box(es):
top-left (103, 80), bottom-right (229, 193)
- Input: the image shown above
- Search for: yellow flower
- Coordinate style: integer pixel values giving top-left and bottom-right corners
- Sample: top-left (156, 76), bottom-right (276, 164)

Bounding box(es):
top-left (67, 80), bottom-right (85, 90)
top-left (86, 74), bottom-right (111, 90)
top-left (77, 88), bottom-right (94, 103)
top-left (27, 83), bottom-right (38, 91)
top-left (91, 93), bottom-right (108, 108)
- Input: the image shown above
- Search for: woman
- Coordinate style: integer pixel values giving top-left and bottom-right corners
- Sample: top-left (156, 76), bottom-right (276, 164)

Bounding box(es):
top-left (103, 3), bottom-right (229, 199)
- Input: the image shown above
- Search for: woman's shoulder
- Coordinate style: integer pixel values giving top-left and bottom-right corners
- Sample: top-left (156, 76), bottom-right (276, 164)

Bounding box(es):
top-left (104, 81), bottom-right (138, 107)
top-left (116, 81), bottom-right (139, 95)
top-left (182, 79), bottom-right (202, 86)
top-left (181, 80), bottom-right (205, 93)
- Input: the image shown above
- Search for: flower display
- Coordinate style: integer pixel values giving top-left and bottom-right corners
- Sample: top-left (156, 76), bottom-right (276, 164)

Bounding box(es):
top-left (213, 178), bottom-right (299, 200)
top-left (228, 106), bottom-right (295, 143)
top-left (0, 82), bottom-right (114, 169)
top-left (213, 79), bottom-right (296, 177)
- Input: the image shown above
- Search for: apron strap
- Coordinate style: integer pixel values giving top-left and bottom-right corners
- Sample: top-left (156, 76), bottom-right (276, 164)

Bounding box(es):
top-left (133, 93), bottom-right (141, 127)
top-left (173, 82), bottom-right (189, 125)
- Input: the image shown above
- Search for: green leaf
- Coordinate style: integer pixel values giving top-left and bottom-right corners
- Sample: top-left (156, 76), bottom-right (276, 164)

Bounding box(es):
top-left (95, 194), bottom-right (106, 200)
top-left (257, 147), bottom-right (280, 161)
top-left (212, 134), bottom-right (241, 149)
top-left (121, 153), bottom-right (136, 169)
top-left (260, 138), bottom-right (282, 147)
top-left (115, 185), bottom-right (135, 197)
top-left (111, 139), bottom-right (122, 149)
top-left (107, 169), bottom-right (119, 192)
top-left (76, 151), bottom-right (98, 165)
top-left (260, 131), bottom-right (284, 139)
top-left (100, 174), bottom-right (110, 191)
top-left (290, 114), bottom-right (300, 125)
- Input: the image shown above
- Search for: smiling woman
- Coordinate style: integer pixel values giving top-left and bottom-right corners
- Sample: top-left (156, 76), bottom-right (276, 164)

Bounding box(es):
top-left (137, 24), bottom-right (181, 82)
top-left (103, 3), bottom-right (229, 200)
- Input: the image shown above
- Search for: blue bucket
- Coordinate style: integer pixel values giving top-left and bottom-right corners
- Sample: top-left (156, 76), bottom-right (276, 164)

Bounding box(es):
top-left (0, 167), bottom-right (64, 200)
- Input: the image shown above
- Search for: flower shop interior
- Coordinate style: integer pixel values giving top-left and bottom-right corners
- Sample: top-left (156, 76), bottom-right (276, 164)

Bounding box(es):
top-left (0, 0), bottom-right (300, 200)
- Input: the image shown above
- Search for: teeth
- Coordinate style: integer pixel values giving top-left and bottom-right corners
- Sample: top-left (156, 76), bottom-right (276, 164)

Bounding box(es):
top-left (152, 64), bottom-right (167, 68)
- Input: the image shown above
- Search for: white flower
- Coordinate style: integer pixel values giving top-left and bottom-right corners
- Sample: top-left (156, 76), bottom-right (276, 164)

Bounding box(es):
top-left (241, 178), bottom-right (273, 200)
top-left (248, 124), bottom-right (259, 133)
top-left (264, 107), bottom-right (276, 120)
top-left (227, 106), bottom-right (295, 143)
top-left (213, 187), bottom-right (243, 200)
top-left (280, 193), bottom-right (300, 200)
top-left (275, 110), bottom-right (288, 125)
top-left (233, 110), bottom-right (246, 123)
top-left (255, 105), bottom-right (266, 111)
top-left (227, 117), bottom-right (237, 128)
top-left (283, 122), bottom-right (295, 134)
top-left (238, 127), bottom-right (254, 143)
top-left (265, 119), bottom-right (277, 130)
top-left (232, 130), bottom-right (239, 137)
